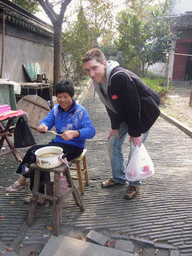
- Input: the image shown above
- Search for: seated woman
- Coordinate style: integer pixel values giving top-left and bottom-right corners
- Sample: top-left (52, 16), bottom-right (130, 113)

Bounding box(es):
top-left (6, 79), bottom-right (96, 202)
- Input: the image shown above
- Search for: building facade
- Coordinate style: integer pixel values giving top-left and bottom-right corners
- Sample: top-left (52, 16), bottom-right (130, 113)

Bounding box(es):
top-left (171, 12), bottom-right (192, 81)
top-left (169, 12), bottom-right (192, 81)
top-left (0, 0), bottom-right (54, 83)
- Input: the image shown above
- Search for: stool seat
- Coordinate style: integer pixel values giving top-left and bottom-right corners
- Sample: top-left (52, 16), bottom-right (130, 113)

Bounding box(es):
top-left (70, 149), bottom-right (89, 195)
top-left (27, 162), bottom-right (84, 236)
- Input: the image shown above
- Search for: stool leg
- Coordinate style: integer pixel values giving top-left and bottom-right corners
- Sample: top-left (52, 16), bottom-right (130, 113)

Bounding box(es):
top-left (45, 172), bottom-right (54, 205)
top-left (65, 168), bottom-right (85, 212)
top-left (73, 189), bottom-right (85, 212)
top-left (76, 162), bottom-right (84, 195)
top-left (28, 169), bottom-right (39, 226)
top-left (53, 172), bottom-right (62, 236)
top-left (28, 197), bottom-right (37, 227)
top-left (83, 155), bottom-right (89, 185)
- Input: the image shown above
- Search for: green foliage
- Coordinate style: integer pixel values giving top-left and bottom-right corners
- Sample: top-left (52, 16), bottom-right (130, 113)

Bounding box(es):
top-left (86, 0), bottom-right (113, 44)
top-left (11, 0), bottom-right (39, 14)
top-left (62, 0), bottom-right (113, 83)
top-left (141, 77), bottom-right (168, 97)
top-left (62, 7), bottom-right (95, 84)
top-left (115, 2), bottom-right (175, 77)
top-left (101, 45), bottom-right (117, 60)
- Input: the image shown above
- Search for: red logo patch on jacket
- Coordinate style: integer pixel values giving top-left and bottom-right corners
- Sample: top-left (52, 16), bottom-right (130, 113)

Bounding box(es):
top-left (112, 95), bottom-right (118, 100)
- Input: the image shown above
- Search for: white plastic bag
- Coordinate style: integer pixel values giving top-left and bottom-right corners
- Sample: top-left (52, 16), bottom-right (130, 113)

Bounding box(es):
top-left (125, 143), bottom-right (155, 182)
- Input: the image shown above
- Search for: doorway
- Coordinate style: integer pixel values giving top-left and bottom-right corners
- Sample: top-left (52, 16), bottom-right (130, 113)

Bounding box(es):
top-left (185, 43), bottom-right (192, 80)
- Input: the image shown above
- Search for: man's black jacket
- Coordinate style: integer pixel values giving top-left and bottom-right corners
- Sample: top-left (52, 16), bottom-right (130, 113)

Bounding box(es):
top-left (105, 67), bottom-right (161, 137)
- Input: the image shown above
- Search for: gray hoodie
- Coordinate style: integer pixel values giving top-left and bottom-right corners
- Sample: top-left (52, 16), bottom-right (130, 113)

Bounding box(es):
top-left (93, 60), bottom-right (119, 114)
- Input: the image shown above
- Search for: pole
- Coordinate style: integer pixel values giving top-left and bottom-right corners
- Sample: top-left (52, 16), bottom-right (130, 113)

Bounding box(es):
top-left (1, 10), bottom-right (5, 78)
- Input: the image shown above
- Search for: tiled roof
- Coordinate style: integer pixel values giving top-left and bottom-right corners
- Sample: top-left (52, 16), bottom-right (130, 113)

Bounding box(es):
top-left (0, 0), bottom-right (53, 38)
top-left (170, 12), bottom-right (192, 30)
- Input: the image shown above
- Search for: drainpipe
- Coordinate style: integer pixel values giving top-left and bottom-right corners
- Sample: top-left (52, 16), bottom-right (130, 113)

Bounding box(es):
top-left (1, 9), bottom-right (5, 78)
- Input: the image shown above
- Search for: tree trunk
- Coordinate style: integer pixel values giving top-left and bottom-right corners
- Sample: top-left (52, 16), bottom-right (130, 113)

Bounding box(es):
top-left (37, 0), bottom-right (72, 94)
top-left (53, 23), bottom-right (62, 94)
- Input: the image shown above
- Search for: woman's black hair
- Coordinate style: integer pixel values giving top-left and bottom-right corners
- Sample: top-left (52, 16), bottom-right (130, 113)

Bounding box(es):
top-left (55, 79), bottom-right (75, 97)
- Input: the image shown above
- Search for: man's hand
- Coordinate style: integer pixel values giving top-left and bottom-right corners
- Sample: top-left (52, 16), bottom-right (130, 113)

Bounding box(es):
top-left (60, 130), bottom-right (79, 141)
top-left (37, 124), bottom-right (48, 133)
top-left (108, 129), bottom-right (119, 140)
top-left (129, 136), bottom-right (142, 146)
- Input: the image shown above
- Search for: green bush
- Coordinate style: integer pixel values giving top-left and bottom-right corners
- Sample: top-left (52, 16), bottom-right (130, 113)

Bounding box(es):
top-left (141, 78), bottom-right (168, 97)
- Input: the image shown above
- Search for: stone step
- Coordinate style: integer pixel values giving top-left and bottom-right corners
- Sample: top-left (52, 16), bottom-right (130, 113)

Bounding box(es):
top-left (39, 235), bottom-right (135, 256)
top-left (0, 240), bottom-right (18, 256)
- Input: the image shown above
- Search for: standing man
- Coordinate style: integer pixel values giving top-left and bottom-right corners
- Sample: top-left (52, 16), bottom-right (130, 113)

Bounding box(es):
top-left (82, 48), bottom-right (160, 200)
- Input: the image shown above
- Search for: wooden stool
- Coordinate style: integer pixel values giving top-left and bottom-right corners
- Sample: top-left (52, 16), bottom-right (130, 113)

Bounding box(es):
top-left (70, 149), bottom-right (89, 195)
top-left (27, 163), bottom-right (84, 236)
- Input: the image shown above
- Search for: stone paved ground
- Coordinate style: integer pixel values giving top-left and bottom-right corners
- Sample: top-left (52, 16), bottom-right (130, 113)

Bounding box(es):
top-left (0, 83), bottom-right (192, 256)
top-left (160, 81), bottom-right (192, 129)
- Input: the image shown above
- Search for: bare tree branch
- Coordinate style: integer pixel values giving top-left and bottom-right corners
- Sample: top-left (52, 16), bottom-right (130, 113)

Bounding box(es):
top-left (59, 0), bottom-right (72, 23)
top-left (37, 0), bottom-right (58, 24)
top-left (37, 0), bottom-right (72, 86)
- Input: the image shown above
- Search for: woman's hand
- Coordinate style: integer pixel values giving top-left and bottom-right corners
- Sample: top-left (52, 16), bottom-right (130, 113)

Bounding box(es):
top-left (60, 130), bottom-right (79, 141)
top-left (37, 124), bottom-right (48, 133)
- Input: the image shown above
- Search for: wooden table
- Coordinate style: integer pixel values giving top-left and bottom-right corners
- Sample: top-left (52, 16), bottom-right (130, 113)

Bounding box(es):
top-left (0, 112), bottom-right (26, 161)
top-left (19, 82), bottom-right (52, 106)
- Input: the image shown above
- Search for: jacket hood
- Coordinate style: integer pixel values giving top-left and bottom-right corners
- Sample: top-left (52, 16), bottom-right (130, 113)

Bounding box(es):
top-left (106, 60), bottom-right (119, 85)
top-left (92, 60), bottom-right (119, 114)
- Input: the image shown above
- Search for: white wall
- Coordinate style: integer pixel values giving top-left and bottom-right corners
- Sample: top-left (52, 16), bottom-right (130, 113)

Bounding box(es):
top-left (169, 0), bottom-right (192, 15)
top-left (0, 34), bottom-right (54, 83)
